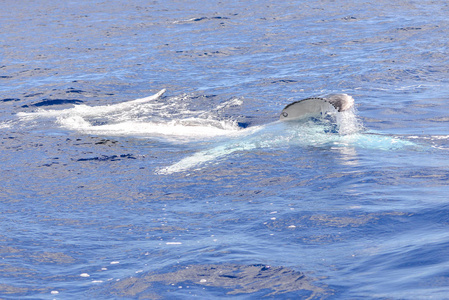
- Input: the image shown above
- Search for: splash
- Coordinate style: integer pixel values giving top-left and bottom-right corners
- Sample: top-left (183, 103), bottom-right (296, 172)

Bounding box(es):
top-left (335, 106), bottom-right (364, 135)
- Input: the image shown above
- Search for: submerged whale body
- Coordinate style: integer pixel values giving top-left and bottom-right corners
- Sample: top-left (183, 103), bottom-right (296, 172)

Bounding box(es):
top-left (280, 94), bottom-right (355, 120)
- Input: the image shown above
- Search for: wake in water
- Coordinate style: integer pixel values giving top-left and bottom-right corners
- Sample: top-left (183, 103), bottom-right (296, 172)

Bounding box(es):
top-left (18, 89), bottom-right (244, 141)
top-left (156, 111), bottom-right (413, 174)
top-left (16, 89), bottom-right (416, 174)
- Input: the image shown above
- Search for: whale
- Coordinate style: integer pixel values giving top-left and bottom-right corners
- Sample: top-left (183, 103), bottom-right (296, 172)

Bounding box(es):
top-left (16, 89), bottom-right (417, 174)
top-left (280, 94), bottom-right (354, 121)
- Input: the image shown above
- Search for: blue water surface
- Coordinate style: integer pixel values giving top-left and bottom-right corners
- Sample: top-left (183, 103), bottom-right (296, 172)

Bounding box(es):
top-left (1, 0), bottom-right (449, 299)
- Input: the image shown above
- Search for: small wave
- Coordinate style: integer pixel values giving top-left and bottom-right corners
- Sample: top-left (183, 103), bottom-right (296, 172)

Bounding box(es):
top-left (76, 154), bottom-right (137, 162)
top-left (406, 135), bottom-right (449, 150)
top-left (1, 98), bottom-right (20, 102)
top-left (0, 121), bottom-right (13, 129)
top-left (173, 16), bottom-right (231, 24)
top-left (24, 99), bottom-right (84, 108)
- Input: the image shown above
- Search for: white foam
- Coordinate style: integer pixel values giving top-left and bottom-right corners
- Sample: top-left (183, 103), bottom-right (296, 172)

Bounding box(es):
top-left (17, 90), bottom-right (244, 141)
top-left (335, 106), bottom-right (364, 135)
top-left (157, 126), bottom-right (262, 174)
top-left (214, 97), bottom-right (243, 110)
top-left (56, 118), bottom-right (241, 140)
top-left (159, 112), bottom-right (416, 174)
top-left (0, 121), bottom-right (12, 129)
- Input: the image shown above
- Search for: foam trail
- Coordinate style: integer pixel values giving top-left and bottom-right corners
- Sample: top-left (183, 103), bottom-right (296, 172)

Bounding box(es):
top-left (18, 89), bottom-right (166, 120)
top-left (158, 117), bottom-right (415, 175)
top-left (56, 119), bottom-right (241, 140)
top-left (17, 90), bottom-right (244, 140)
top-left (158, 126), bottom-right (263, 174)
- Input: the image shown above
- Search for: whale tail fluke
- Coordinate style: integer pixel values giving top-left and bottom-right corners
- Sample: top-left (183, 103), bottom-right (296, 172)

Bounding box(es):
top-left (280, 94), bottom-right (354, 120)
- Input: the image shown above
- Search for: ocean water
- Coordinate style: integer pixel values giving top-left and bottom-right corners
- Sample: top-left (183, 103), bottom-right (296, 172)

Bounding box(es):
top-left (1, 0), bottom-right (449, 299)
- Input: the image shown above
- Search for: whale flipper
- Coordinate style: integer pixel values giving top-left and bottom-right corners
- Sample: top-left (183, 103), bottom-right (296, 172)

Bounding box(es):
top-left (280, 94), bottom-right (354, 120)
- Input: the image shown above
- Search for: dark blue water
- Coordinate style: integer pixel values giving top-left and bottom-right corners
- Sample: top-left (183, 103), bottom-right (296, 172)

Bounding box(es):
top-left (2, 1), bottom-right (449, 299)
